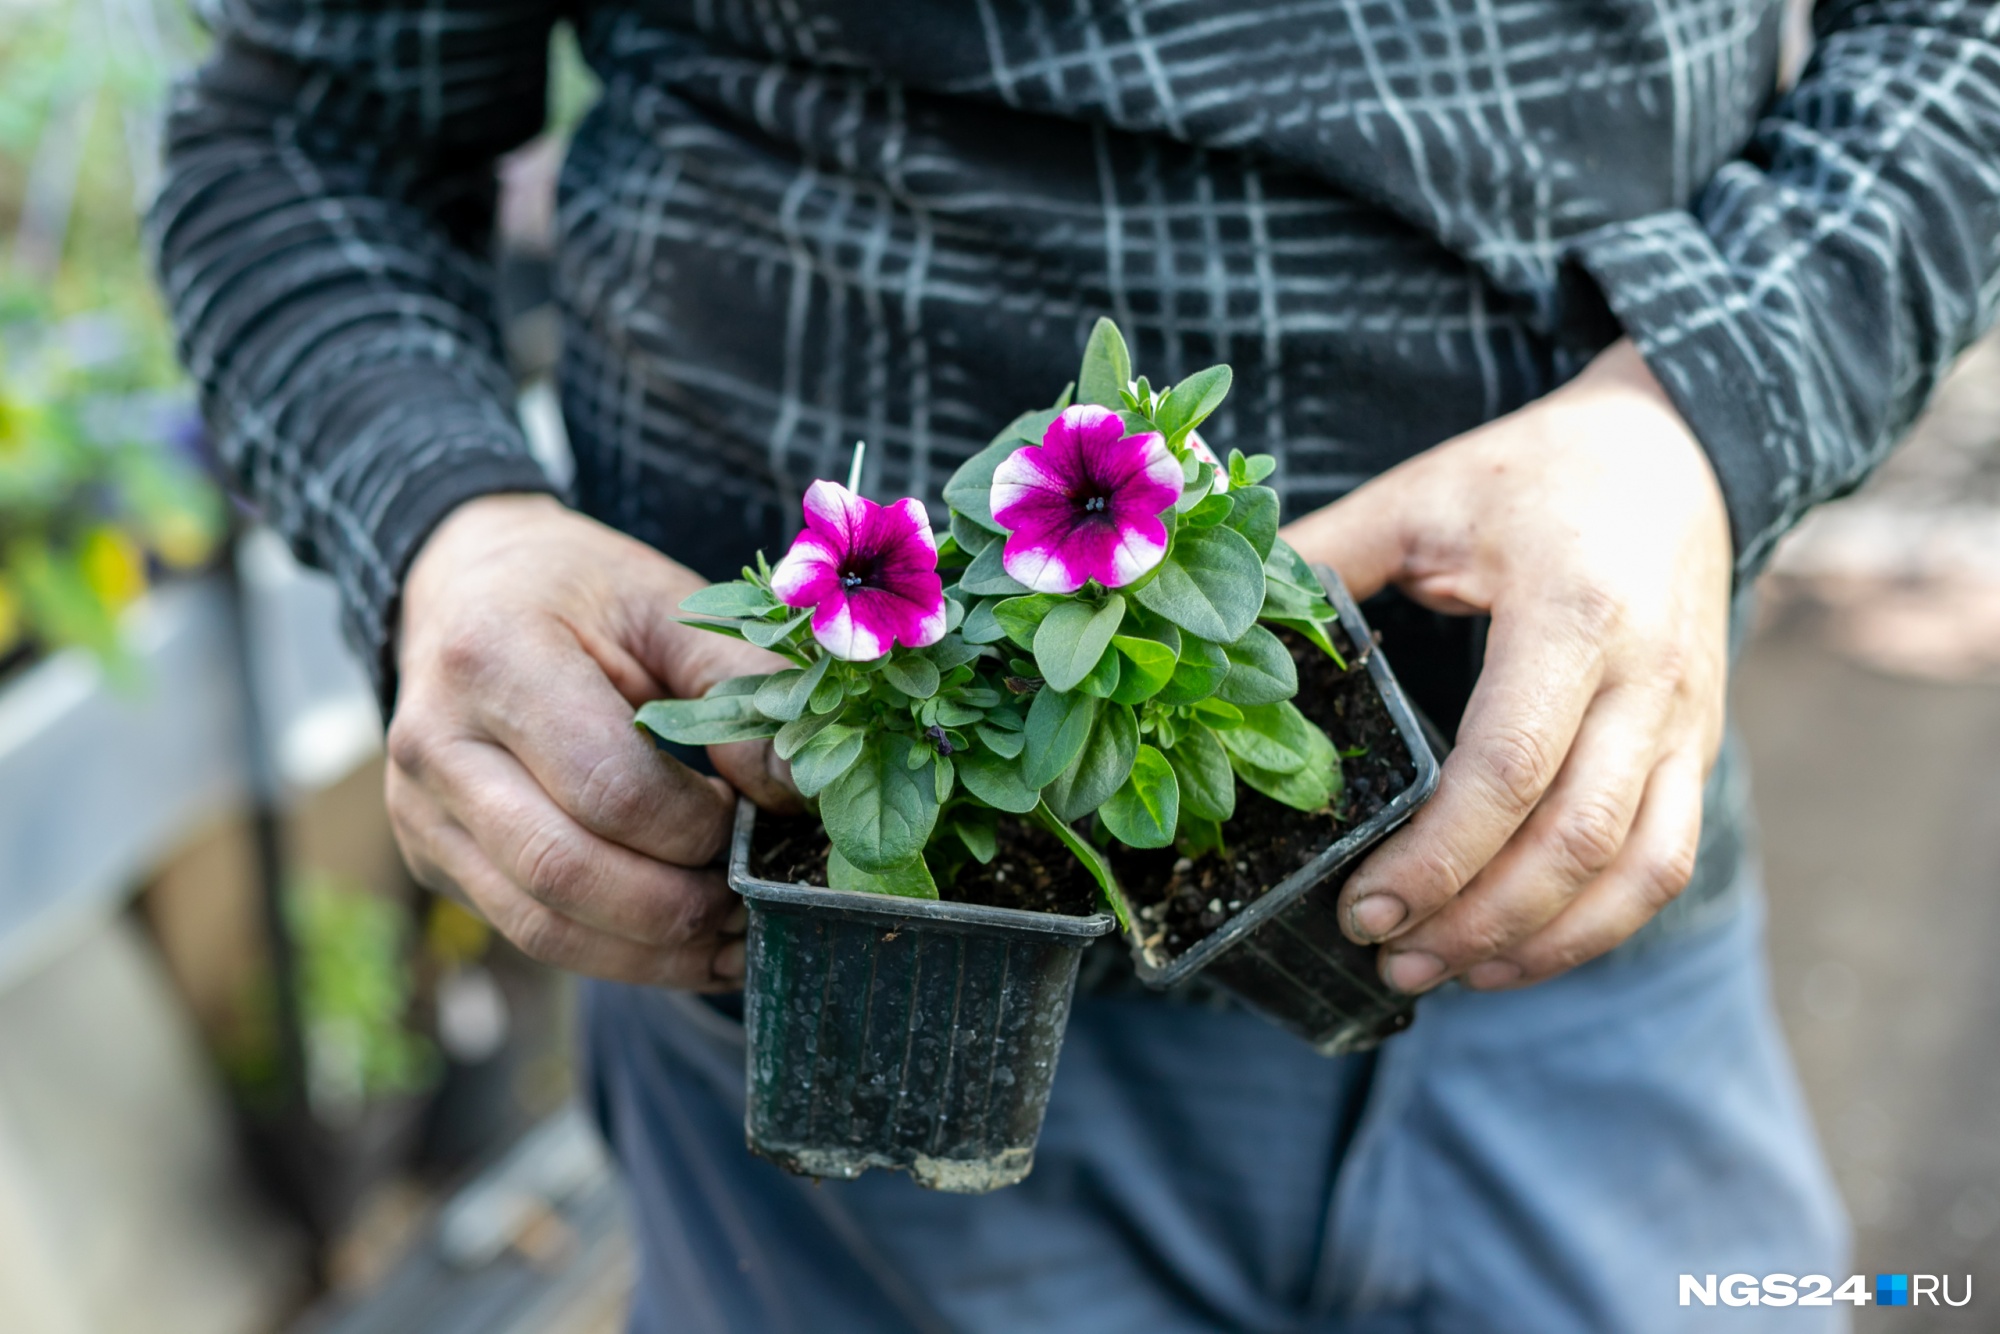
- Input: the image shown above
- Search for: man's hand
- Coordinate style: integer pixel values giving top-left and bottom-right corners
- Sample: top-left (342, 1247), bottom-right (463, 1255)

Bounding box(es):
top-left (386, 494), bottom-right (795, 990)
top-left (1283, 340), bottom-right (1732, 993)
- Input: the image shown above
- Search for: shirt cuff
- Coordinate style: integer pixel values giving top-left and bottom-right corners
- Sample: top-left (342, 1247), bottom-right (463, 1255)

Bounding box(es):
top-left (1565, 210), bottom-right (1798, 578)
top-left (309, 393), bottom-right (558, 715)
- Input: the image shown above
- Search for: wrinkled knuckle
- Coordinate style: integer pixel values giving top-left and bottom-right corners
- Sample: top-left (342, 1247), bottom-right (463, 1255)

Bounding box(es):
top-left (1547, 799), bottom-right (1625, 882)
top-left (1453, 918), bottom-right (1516, 965)
top-left (519, 824), bottom-right (592, 912)
top-left (507, 902), bottom-right (575, 966)
top-left (1640, 838), bottom-right (1700, 909)
top-left (574, 754), bottom-right (655, 840)
top-left (386, 714), bottom-right (443, 780)
top-left (1559, 581), bottom-right (1623, 642)
top-left (1478, 725), bottom-right (1559, 813)
top-left (436, 622), bottom-right (502, 685)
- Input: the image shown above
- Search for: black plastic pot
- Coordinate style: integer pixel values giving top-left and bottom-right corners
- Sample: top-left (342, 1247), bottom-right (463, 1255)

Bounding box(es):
top-left (1129, 565), bottom-right (1443, 1055)
top-left (728, 802), bottom-right (1117, 1192)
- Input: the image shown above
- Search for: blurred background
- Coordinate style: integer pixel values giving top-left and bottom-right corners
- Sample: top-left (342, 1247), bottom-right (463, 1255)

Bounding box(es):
top-left (0, 0), bottom-right (1993, 1330)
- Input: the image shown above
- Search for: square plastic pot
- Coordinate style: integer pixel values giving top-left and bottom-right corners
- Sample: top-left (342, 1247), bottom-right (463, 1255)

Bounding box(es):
top-left (1128, 564), bottom-right (1443, 1054)
top-left (728, 802), bottom-right (1116, 1193)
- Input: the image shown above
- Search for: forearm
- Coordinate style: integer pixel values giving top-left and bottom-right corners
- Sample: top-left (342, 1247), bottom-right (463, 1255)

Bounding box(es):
top-left (149, 8), bottom-right (561, 702)
top-left (1570, 0), bottom-right (2000, 576)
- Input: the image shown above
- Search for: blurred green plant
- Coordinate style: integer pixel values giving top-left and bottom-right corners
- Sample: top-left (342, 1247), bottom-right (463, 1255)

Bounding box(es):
top-left (1, 1), bottom-right (223, 672)
top-left (225, 873), bottom-right (442, 1125)
top-left (0, 283), bottom-right (224, 670)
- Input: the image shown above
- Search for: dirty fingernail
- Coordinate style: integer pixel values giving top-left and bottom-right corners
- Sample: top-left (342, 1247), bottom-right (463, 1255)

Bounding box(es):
top-left (1349, 893), bottom-right (1408, 941)
top-left (1383, 950), bottom-right (1445, 994)
top-left (722, 902), bottom-right (748, 935)
top-left (713, 938), bottom-right (746, 981)
top-left (1466, 959), bottom-right (1523, 990)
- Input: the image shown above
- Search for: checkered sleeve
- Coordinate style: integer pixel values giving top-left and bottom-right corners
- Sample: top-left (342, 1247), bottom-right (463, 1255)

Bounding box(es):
top-left (150, 0), bottom-right (564, 706)
top-left (1571, 0), bottom-right (2000, 578)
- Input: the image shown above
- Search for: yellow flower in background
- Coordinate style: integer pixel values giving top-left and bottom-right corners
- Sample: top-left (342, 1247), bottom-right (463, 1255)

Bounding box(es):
top-left (0, 578), bottom-right (21, 656)
top-left (78, 526), bottom-right (146, 610)
top-left (149, 506), bottom-right (221, 570)
top-left (426, 898), bottom-right (492, 968)
top-left (0, 392), bottom-right (38, 460)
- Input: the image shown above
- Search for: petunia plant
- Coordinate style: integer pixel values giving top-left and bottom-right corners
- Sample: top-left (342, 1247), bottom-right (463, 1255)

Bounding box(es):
top-left (637, 320), bottom-right (1348, 927)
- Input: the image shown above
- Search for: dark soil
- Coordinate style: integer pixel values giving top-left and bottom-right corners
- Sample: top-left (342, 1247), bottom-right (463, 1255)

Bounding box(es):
top-left (1114, 624), bottom-right (1416, 965)
top-left (748, 811), bottom-right (1102, 917)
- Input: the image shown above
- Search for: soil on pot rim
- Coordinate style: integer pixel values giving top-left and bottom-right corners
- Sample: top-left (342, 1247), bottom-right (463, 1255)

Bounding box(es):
top-left (1115, 624), bottom-right (1417, 966)
top-left (749, 812), bottom-right (1102, 917)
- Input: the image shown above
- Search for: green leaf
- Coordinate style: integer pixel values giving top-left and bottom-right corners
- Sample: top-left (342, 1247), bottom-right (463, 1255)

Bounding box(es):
top-left (1108, 635), bottom-right (1176, 704)
top-left (924, 635), bottom-right (985, 672)
top-left (774, 708), bottom-right (843, 760)
top-left (1164, 725), bottom-right (1237, 822)
top-left (1033, 594), bottom-right (1125, 692)
top-left (949, 813), bottom-right (998, 864)
top-left (681, 619), bottom-right (751, 646)
top-left (1076, 317), bottom-right (1133, 409)
top-left (1022, 688), bottom-right (1098, 789)
top-left (634, 687), bottom-right (783, 746)
top-left (809, 670), bottom-right (846, 714)
top-left (934, 752), bottom-right (956, 803)
top-left (742, 607), bottom-right (812, 648)
top-left (955, 747), bottom-right (1041, 813)
top-left (1231, 713), bottom-right (1342, 812)
top-left (961, 598), bottom-right (1009, 644)
top-left (1044, 701), bottom-right (1138, 823)
top-left (1100, 745), bottom-right (1180, 849)
top-left (1183, 492), bottom-right (1233, 527)
top-left (1218, 701), bottom-right (1322, 775)
top-left (1073, 642), bottom-right (1124, 697)
top-left (1221, 485), bottom-right (1279, 560)
top-left (976, 723), bottom-right (1025, 758)
top-left (1154, 635), bottom-right (1231, 706)
top-left (1133, 525), bottom-right (1265, 643)
top-left (820, 734), bottom-right (942, 871)
top-left (1216, 624), bottom-right (1298, 706)
top-left (943, 439), bottom-right (1018, 534)
top-left (754, 653), bottom-right (832, 722)
top-left (1154, 364), bottom-right (1232, 442)
top-left (1192, 697), bottom-right (1244, 726)
top-left (1229, 450), bottom-right (1278, 487)
top-left (993, 593), bottom-right (1060, 648)
top-left (950, 510), bottom-right (998, 555)
top-left (880, 653), bottom-right (941, 698)
top-left (934, 699), bottom-right (985, 726)
top-left (959, 541), bottom-right (1030, 596)
top-left (789, 724), bottom-right (865, 797)
top-left (828, 848), bottom-right (939, 900)
top-left (678, 582), bottom-right (774, 618)
top-left (1029, 803), bottom-right (1132, 930)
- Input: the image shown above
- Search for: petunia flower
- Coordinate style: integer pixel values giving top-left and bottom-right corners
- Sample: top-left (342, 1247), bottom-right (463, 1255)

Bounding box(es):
top-left (771, 480), bottom-right (947, 661)
top-left (990, 405), bottom-right (1183, 593)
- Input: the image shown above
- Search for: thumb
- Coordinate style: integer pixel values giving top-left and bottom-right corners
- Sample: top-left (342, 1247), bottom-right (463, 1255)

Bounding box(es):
top-left (710, 737), bottom-right (804, 815)
top-left (625, 574), bottom-right (805, 812)
top-left (1279, 469), bottom-right (1419, 602)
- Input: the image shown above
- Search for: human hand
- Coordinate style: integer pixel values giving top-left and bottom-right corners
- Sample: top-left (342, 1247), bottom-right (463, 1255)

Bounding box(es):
top-left (1281, 340), bottom-right (1732, 993)
top-left (386, 494), bottom-right (795, 989)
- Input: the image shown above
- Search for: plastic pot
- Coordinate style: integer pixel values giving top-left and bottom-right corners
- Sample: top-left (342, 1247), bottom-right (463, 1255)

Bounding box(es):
top-left (728, 802), bottom-right (1116, 1192)
top-left (1129, 565), bottom-right (1443, 1055)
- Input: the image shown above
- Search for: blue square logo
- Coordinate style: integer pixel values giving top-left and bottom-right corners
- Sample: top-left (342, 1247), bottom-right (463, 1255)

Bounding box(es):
top-left (1877, 1274), bottom-right (1909, 1307)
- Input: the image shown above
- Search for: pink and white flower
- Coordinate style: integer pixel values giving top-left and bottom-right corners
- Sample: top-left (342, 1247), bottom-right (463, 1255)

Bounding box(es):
top-left (771, 480), bottom-right (947, 661)
top-left (989, 405), bottom-right (1183, 594)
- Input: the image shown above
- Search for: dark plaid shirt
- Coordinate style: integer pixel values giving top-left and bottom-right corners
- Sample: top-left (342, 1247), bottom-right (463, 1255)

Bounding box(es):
top-left (153, 1), bottom-right (2000, 704)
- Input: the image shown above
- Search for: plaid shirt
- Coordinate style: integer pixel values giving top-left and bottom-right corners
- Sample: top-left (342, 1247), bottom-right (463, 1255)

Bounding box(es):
top-left (152, 1), bottom-right (2000, 703)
